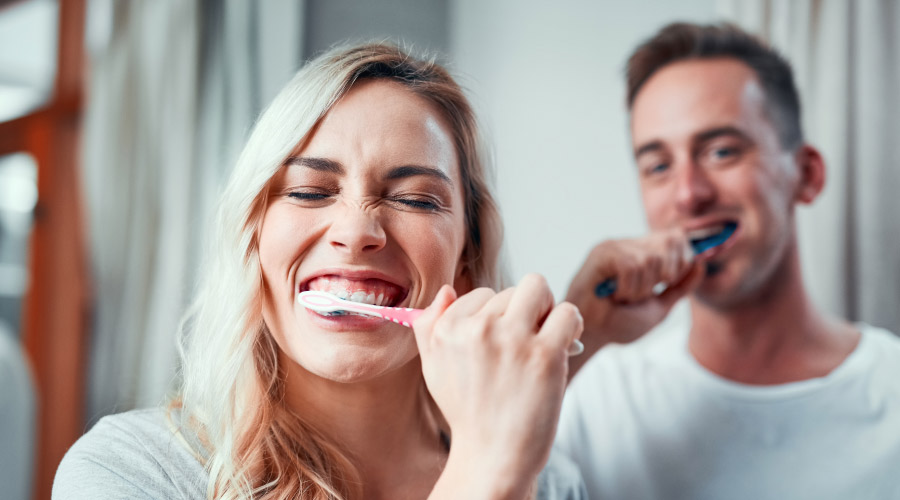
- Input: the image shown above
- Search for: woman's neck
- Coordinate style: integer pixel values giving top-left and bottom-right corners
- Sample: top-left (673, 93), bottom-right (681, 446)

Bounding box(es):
top-left (281, 355), bottom-right (447, 498)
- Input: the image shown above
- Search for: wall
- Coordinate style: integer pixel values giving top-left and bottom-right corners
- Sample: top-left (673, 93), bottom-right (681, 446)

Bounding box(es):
top-left (304, 0), bottom-right (449, 59)
top-left (293, 0), bottom-right (724, 300)
top-left (450, 0), bottom-right (718, 298)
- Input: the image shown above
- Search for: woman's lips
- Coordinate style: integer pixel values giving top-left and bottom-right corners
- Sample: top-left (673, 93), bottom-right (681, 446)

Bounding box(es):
top-left (303, 307), bottom-right (387, 329)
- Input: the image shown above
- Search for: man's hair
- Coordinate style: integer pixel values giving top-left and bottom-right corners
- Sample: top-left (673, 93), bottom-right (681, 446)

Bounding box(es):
top-left (626, 22), bottom-right (803, 151)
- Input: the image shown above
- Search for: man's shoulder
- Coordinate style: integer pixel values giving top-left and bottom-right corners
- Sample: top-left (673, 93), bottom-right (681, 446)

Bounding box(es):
top-left (573, 319), bottom-right (689, 386)
top-left (860, 323), bottom-right (900, 345)
top-left (53, 408), bottom-right (206, 500)
top-left (858, 323), bottom-right (900, 367)
top-left (537, 450), bottom-right (588, 500)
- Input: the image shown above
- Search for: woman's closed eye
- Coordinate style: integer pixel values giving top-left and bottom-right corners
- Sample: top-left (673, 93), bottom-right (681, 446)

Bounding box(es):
top-left (287, 190), bottom-right (333, 203)
top-left (286, 188), bottom-right (445, 212)
top-left (389, 194), bottom-right (444, 212)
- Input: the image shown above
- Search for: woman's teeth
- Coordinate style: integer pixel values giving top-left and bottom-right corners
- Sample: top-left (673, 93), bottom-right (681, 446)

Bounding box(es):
top-left (328, 290), bottom-right (389, 306)
top-left (305, 277), bottom-right (401, 307)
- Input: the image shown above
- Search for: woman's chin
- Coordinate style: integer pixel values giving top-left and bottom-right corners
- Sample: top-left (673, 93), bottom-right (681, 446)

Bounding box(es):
top-left (267, 307), bottom-right (420, 384)
top-left (295, 348), bottom-right (419, 385)
top-left (278, 327), bottom-right (419, 384)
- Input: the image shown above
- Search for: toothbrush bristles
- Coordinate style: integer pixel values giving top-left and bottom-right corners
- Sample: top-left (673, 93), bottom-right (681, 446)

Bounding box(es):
top-left (318, 310), bottom-right (370, 318)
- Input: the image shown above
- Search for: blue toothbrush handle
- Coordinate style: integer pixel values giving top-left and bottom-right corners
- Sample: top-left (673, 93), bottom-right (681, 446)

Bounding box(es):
top-left (594, 278), bottom-right (617, 298)
top-left (593, 222), bottom-right (737, 299)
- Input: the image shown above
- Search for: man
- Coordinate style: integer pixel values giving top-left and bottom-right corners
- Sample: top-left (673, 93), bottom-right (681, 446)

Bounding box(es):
top-left (556, 22), bottom-right (900, 500)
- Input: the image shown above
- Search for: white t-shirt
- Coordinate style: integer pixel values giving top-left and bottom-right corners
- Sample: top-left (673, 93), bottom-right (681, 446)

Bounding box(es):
top-left (556, 323), bottom-right (900, 500)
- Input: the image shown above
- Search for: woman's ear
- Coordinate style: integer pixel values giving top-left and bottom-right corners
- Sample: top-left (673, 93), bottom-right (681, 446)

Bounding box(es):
top-left (453, 257), bottom-right (473, 296)
top-left (795, 145), bottom-right (826, 204)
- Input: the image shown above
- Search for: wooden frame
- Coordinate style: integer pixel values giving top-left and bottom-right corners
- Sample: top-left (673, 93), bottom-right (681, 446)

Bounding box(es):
top-left (0, 0), bottom-right (88, 498)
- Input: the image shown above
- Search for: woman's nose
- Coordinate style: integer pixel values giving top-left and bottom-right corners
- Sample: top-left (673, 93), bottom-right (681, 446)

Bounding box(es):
top-left (675, 161), bottom-right (717, 215)
top-left (327, 203), bottom-right (387, 254)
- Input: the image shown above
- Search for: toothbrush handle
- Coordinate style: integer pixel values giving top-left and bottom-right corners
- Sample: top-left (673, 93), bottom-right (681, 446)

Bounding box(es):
top-left (377, 307), bottom-right (425, 327)
top-left (592, 227), bottom-right (737, 300)
top-left (594, 278), bottom-right (617, 298)
top-left (381, 307), bottom-right (582, 356)
top-left (567, 339), bottom-right (584, 356)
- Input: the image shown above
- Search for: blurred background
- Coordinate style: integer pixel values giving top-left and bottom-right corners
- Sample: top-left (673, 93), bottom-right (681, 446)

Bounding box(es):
top-left (0, 0), bottom-right (897, 499)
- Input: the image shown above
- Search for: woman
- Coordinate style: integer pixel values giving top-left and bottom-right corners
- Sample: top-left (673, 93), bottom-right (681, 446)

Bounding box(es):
top-left (54, 42), bottom-right (585, 499)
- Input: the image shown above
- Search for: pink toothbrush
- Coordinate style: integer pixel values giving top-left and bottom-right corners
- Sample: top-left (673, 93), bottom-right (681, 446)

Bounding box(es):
top-left (296, 290), bottom-right (584, 356)
top-left (297, 290), bottom-right (424, 327)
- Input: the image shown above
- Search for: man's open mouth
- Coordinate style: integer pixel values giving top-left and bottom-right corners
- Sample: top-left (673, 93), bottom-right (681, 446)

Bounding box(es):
top-left (687, 221), bottom-right (738, 254)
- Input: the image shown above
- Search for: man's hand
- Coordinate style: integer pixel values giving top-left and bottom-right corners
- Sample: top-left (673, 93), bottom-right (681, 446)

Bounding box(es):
top-left (565, 229), bottom-right (705, 380)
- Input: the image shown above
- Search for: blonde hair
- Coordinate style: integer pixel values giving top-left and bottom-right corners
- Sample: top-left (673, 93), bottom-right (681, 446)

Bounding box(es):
top-left (175, 42), bottom-right (504, 500)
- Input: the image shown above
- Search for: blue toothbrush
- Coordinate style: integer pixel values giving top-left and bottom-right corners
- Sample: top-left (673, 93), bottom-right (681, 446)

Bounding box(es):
top-left (594, 222), bottom-right (737, 298)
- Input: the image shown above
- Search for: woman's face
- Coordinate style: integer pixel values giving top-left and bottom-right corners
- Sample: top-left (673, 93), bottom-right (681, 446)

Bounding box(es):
top-left (259, 79), bottom-right (468, 383)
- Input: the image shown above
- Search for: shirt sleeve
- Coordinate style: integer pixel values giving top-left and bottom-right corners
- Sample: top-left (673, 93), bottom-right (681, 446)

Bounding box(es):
top-left (52, 412), bottom-right (205, 500)
top-left (53, 449), bottom-right (157, 500)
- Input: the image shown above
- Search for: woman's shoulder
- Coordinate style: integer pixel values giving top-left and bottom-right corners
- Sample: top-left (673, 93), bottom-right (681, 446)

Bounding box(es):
top-left (536, 449), bottom-right (589, 500)
top-left (52, 408), bottom-right (208, 500)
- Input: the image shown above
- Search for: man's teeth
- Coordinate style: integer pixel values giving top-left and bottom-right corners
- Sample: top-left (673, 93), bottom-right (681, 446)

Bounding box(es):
top-left (688, 225), bottom-right (726, 239)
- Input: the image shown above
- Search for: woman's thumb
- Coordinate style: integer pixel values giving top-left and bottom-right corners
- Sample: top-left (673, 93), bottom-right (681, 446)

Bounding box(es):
top-left (412, 285), bottom-right (457, 353)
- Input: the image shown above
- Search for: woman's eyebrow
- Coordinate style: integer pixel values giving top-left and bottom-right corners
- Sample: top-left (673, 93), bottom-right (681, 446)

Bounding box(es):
top-left (284, 156), bottom-right (343, 173)
top-left (384, 165), bottom-right (452, 184)
top-left (283, 157), bottom-right (452, 185)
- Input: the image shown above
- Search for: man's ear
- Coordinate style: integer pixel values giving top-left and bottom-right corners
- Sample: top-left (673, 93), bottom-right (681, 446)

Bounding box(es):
top-left (795, 144), bottom-right (826, 204)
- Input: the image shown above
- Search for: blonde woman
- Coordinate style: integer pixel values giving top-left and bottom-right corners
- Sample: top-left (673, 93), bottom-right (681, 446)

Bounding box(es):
top-left (54, 43), bottom-right (585, 499)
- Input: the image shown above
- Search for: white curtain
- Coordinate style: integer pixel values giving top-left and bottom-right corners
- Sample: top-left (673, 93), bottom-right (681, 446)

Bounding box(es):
top-left (717, 0), bottom-right (900, 334)
top-left (83, 0), bottom-right (305, 423)
top-left (0, 322), bottom-right (34, 500)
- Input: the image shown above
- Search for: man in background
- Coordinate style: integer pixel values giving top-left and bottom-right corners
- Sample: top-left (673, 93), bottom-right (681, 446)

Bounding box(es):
top-left (556, 22), bottom-right (900, 499)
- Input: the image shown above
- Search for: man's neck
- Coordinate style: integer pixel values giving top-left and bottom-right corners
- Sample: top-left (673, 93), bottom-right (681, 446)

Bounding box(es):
top-left (688, 250), bottom-right (859, 385)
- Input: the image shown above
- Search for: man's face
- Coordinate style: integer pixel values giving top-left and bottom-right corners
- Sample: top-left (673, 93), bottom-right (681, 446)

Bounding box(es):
top-left (630, 58), bottom-right (802, 308)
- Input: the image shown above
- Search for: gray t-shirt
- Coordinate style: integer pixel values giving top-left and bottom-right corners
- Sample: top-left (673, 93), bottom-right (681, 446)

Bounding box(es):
top-left (54, 408), bottom-right (586, 499)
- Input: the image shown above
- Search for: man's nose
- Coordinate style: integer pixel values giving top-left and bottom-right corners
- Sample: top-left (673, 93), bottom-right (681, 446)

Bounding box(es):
top-left (327, 203), bottom-right (387, 254)
top-left (675, 160), bottom-right (716, 215)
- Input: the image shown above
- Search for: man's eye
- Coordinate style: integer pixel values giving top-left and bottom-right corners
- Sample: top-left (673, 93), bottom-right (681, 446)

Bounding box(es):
top-left (643, 162), bottom-right (669, 176)
top-left (712, 147), bottom-right (737, 159)
top-left (704, 145), bottom-right (743, 166)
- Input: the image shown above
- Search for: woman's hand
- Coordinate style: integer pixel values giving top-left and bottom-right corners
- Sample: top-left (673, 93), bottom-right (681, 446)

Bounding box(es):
top-left (414, 274), bottom-right (583, 499)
